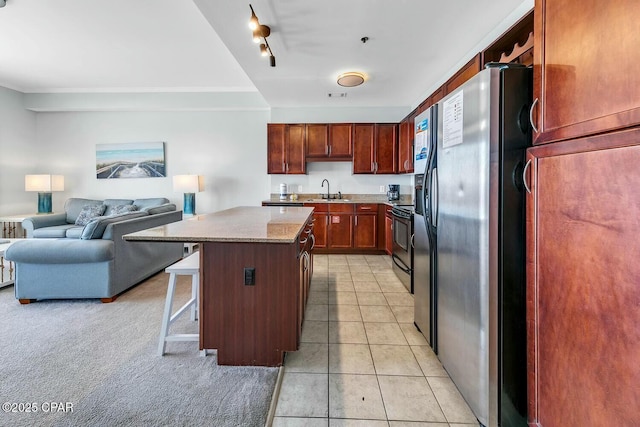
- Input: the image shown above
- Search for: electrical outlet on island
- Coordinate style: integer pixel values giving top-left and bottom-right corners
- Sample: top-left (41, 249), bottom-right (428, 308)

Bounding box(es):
top-left (379, 185), bottom-right (385, 193)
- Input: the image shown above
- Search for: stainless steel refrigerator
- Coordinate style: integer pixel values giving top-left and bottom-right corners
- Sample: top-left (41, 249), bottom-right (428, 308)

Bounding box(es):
top-left (434, 64), bottom-right (530, 427)
top-left (413, 104), bottom-right (437, 351)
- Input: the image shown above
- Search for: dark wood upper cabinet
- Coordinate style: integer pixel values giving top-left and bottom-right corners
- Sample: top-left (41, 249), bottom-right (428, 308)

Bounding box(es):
top-left (353, 124), bottom-right (375, 173)
top-left (532, 0), bottom-right (640, 144)
top-left (267, 124), bottom-right (306, 174)
top-left (286, 124), bottom-right (306, 174)
top-left (398, 118), bottom-right (413, 174)
top-left (430, 87), bottom-right (444, 105)
top-left (305, 123), bottom-right (353, 160)
top-left (306, 124), bottom-right (329, 157)
top-left (267, 123), bottom-right (286, 174)
top-left (526, 129), bottom-right (640, 427)
top-left (375, 123), bottom-right (398, 174)
top-left (353, 123), bottom-right (397, 174)
top-left (444, 54), bottom-right (482, 95)
top-left (328, 123), bottom-right (353, 158)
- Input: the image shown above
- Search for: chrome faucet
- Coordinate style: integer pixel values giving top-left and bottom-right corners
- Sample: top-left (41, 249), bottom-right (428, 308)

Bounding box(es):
top-left (321, 179), bottom-right (330, 199)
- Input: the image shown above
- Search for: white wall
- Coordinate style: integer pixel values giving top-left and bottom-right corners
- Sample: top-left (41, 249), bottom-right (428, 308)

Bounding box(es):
top-left (0, 87), bottom-right (38, 215)
top-left (34, 109), bottom-right (269, 214)
top-left (2, 92), bottom-right (415, 217)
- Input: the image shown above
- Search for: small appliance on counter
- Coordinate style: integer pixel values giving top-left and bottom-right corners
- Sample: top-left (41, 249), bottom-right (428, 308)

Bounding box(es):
top-left (279, 183), bottom-right (287, 200)
top-left (387, 184), bottom-right (399, 201)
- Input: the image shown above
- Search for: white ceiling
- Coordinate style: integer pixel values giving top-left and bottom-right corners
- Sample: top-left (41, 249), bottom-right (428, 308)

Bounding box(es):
top-left (0, 0), bottom-right (532, 110)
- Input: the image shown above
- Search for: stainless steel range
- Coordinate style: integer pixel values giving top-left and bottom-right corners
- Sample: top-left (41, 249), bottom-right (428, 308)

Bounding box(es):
top-left (391, 204), bottom-right (414, 293)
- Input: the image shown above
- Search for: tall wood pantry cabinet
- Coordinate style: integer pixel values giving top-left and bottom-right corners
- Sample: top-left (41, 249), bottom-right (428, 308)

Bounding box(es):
top-left (526, 1), bottom-right (640, 426)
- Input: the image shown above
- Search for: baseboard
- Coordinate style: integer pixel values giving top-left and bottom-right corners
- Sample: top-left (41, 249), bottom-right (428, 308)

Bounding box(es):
top-left (265, 366), bottom-right (285, 427)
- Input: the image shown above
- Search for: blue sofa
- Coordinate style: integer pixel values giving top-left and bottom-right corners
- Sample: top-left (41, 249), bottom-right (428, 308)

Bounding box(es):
top-left (6, 197), bottom-right (184, 303)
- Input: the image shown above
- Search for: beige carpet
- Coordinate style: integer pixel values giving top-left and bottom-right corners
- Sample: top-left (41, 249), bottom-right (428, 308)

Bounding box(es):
top-left (0, 271), bottom-right (277, 427)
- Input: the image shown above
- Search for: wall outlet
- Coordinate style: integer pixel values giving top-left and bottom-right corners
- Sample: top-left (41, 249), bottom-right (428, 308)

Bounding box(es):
top-left (379, 185), bottom-right (385, 193)
top-left (298, 185), bottom-right (303, 193)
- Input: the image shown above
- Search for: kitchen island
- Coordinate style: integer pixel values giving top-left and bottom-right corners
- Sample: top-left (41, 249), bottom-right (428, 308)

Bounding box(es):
top-left (124, 206), bottom-right (315, 366)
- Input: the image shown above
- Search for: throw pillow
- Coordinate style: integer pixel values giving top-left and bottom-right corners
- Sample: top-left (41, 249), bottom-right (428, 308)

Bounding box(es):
top-left (106, 204), bottom-right (138, 216)
top-left (75, 204), bottom-right (106, 226)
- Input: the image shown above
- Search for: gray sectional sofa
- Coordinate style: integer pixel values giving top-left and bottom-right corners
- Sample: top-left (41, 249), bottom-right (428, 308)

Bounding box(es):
top-left (6, 197), bottom-right (184, 303)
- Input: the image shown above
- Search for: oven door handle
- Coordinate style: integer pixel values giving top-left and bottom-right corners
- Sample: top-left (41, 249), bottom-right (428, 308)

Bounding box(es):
top-left (391, 253), bottom-right (411, 274)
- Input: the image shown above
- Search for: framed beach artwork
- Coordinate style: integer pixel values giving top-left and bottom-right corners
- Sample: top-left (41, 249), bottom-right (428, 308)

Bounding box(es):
top-left (96, 142), bottom-right (166, 179)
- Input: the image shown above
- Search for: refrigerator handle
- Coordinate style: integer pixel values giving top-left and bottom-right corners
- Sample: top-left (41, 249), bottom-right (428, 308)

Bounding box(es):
top-left (431, 167), bottom-right (438, 227)
top-left (523, 159), bottom-right (532, 194)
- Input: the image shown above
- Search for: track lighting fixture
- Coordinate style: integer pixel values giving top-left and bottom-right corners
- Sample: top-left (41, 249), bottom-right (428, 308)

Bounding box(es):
top-left (248, 4), bottom-right (276, 67)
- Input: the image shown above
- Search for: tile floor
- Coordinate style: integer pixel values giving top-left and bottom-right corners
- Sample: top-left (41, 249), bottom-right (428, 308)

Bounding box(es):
top-left (272, 254), bottom-right (479, 427)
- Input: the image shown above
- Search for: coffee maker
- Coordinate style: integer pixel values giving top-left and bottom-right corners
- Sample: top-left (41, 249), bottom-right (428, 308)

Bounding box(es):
top-left (387, 184), bottom-right (400, 201)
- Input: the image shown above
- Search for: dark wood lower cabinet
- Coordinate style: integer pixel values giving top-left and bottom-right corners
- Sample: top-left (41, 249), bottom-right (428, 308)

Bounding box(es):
top-left (200, 241), bottom-right (299, 366)
top-left (385, 211), bottom-right (393, 255)
top-left (354, 214), bottom-right (377, 249)
top-left (327, 213), bottom-right (352, 248)
top-left (526, 128), bottom-right (640, 427)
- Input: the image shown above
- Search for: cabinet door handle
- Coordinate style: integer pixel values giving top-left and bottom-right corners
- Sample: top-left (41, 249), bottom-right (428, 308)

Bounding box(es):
top-left (523, 158), bottom-right (532, 194)
top-left (371, 162), bottom-right (375, 172)
top-left (328, 145), bottom-right (332, 156)
top-left (355, 215), bottom-right (358, 226)
top-left (404, 159), bottom-right (409, 170)
top-left (325, 144), bottom-right (329, 155)
top-left (360, 206), bottom-right (372, 210)
top-left (529, 98), bottom-right (539, 134)
top-left (310, 233), bottom-right (315, 251)
top-left (411, 233), bottom-right (415, 249)
top-left (282, 162), bottom-right (286, 172)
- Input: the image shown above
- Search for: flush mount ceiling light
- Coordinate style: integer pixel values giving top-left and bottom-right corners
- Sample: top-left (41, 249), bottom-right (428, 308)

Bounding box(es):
top-left (248, 4), bottom-right (276, 67)
top-left (337, 72), bottom-right (366, 87)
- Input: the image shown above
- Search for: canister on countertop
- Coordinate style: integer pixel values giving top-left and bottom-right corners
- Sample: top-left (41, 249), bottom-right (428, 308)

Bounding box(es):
top-left (279, 183), bottom-right (287, 200)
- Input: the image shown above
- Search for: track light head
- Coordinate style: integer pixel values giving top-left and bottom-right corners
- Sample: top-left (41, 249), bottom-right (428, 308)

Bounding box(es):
top-left (270, 56), bottom-right (276, 67)
top-left (252, 29), bottom-right (261, 43)
top-left (248, 5), bottom-right (259, 30)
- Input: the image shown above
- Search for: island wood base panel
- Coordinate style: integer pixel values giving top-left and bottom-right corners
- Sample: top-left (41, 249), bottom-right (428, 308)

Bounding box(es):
top-left (200, 241), bottom-right (299, 366)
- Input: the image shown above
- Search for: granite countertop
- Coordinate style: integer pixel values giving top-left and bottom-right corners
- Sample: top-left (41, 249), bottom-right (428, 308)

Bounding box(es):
top-left (263, 193), bottom-right (412, 207)
top-left (123, 206), bottom-right (314, 244)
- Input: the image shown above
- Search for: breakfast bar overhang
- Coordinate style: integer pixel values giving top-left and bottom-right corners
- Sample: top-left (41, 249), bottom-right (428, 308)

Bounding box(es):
top-left (124, 206), bottom-right (315, 366)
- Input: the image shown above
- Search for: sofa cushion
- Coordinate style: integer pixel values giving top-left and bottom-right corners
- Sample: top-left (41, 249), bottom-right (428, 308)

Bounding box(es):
top-left (143, 203), bottom-right (177, 215)
top-left (75, 204), bottom-right (107, 226)
top-left (103, 199), bottom-right (134, 215)
top-left (65, 198), bottom-right (103, 224)
top-left (65, 226), bottom-right (85, 239)
top-left (132, 198), bottom-right (170, 210)
top-left (81, 211), bottom-right (149, 240)
top-left (33, 224), bottom-right (78, 238)
top-left (6, 239), bottom-right (114, 264)
top-left (105, 204), bottom-right (138, 216)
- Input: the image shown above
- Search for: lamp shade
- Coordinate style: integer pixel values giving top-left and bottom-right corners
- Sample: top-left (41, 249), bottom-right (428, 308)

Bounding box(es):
top-left (172, 175), bottom-right (203, 193)
top-left (25, 174), bottom-right (64, 192)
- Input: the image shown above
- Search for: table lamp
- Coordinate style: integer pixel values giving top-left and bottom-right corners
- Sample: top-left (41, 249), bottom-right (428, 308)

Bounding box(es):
top-left (25, 174), bottom-right (64, 214)
top-left (173, 175), bottom-right (203, 215)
